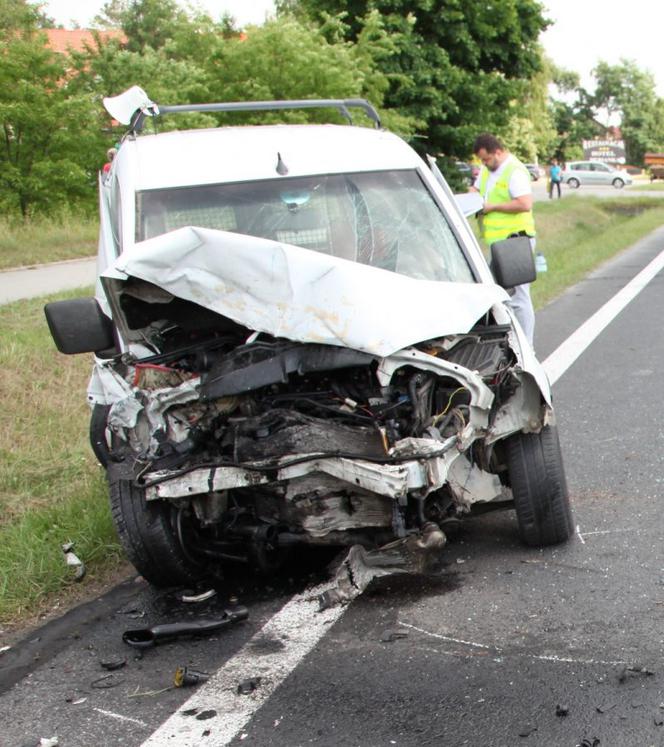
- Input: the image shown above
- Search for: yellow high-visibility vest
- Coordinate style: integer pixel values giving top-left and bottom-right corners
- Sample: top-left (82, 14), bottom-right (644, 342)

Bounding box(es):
top-left (478, 158), bottom-right (535, 244)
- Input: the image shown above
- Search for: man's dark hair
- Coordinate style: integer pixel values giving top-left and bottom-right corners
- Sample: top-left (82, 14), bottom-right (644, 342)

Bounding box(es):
top-left (473, 133), bottom-right (505, 154)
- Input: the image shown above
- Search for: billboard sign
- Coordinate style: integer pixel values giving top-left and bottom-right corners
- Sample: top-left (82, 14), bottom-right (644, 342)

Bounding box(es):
top-left (582, 139), bottom-right (626, 165)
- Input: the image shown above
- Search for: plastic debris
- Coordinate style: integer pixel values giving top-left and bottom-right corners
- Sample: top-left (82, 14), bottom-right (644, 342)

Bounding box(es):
top-left (123, 606), bottom-right (249, 648)
top-left (0, 645), bottom-right (10, 654)
top-left (518, 725), bottom-right (538, 737)
top-left (174, 666), bottom-right (210, 687)
top-left (555, 704), bottom-right (569, 717)
top-left (577, 739), bottom-right (600, 747)
top-left (61, 542), bottom-right (86, 581)
top-left (39, 739), bottom-right (59, 747)
top-left (237, 677), bottom-right (261, 695)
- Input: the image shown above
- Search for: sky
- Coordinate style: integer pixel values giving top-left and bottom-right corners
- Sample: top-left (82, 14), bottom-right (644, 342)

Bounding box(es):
top-left (541, 0), bottom-right (664, 95)
top-left (39, 0), bottom-right (664, 96)
top-left (39, 0), bottom-right (276, 27)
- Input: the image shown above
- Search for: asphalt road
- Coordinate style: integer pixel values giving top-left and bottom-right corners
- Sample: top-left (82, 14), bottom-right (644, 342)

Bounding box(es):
top-left (4, 225), bottom-right (664, 746)
top-left (0, 257), bottom-right (96, 305)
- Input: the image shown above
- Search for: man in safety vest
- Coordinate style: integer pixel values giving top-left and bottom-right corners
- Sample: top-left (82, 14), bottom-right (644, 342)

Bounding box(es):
top-left (470, 133), bottom-right (536, 344)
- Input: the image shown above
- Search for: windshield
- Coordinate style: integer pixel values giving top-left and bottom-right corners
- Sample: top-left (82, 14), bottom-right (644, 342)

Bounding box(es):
top-left (136, 170), bottom-right (474, 283)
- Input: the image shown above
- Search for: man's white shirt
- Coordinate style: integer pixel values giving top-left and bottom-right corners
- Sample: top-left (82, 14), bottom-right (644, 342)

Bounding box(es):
top-left (473, 154), bottom-right (532, 200)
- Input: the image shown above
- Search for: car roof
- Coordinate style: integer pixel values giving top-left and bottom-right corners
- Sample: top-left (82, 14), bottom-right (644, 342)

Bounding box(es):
top-left (116, 124), bottom-right (423, 191)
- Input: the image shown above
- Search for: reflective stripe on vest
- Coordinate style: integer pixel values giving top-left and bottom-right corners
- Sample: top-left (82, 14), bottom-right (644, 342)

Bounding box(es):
top-left (478, 158), bottom-right (535, 244)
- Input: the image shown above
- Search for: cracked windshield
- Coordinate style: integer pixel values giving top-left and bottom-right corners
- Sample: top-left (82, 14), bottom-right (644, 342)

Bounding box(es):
top-left (136, 170), bottom-right (475, 283)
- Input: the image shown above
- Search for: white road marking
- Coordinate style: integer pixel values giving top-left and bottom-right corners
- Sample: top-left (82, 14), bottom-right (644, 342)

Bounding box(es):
top-left (94, 708), bottom-right (148, 727)
top-left (140, 582), bottom-right (346, 746)
top-left (398, 621), bottom-right (495, 650)
top-left (402, 622), bottom-right (629, 667)
top-left (575, 524), bottom-right (586, 544)
top-left (542, 245), bottom-right (664, 385)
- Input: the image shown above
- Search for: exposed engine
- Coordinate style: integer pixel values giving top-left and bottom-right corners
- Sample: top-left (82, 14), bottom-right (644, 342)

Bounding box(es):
top-left (98, 289), bottom-right (530, 571)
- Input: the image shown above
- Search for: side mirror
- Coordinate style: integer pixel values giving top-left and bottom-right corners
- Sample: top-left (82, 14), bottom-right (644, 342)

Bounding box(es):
top-left (44, 297), bottom-right (115, 355)
top-left (490, 236), bottom-right (536, 288)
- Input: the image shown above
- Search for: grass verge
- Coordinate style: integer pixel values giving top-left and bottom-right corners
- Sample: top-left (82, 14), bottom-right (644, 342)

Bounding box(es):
top-left (0, 213), bottom-right (97, 270)
top-left (529, 195), bottom-right (664, 308)
top-left (0, 288), bottom-right (124, 627)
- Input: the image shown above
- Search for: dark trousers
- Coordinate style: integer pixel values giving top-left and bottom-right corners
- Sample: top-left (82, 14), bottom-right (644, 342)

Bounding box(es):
top-left (549, 180), bottom-right (561, 198)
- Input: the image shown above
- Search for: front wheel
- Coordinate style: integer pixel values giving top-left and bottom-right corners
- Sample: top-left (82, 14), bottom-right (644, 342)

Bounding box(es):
top-left (612, 178), bottom-right (625, 189)
top-left (109, 475), bottom-right (207, 586)
top-left (506, 425), bottom-right (574, 547)
top-left (567, 177), bottom-right (580, 189)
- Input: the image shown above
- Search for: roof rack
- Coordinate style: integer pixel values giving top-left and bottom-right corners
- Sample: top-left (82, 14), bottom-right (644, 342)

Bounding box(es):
top-left (132, 98), bottom-right (382, 132)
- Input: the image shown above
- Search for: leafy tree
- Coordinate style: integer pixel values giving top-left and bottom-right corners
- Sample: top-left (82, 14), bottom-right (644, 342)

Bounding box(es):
top-left (201, 14), bottom-right (416, 136)
top-left (279, 0), bottom-right (549, 164)
top-left (0, 15), bottom-right (104, 216)
top-left (591, 59), bottom-right (664, 164)
top-left (546, 64), bottom-right (602, 162)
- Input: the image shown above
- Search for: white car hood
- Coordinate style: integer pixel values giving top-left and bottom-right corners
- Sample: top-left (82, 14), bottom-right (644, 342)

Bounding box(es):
top-left (103, 226), bottom-right (509, 358)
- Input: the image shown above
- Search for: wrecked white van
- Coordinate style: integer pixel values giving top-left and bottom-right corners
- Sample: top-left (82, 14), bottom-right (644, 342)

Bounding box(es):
top-left (45, 89), bottom-right (573, 588)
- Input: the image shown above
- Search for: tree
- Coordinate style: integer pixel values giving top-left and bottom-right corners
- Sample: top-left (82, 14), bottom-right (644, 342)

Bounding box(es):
top-left (592, 59), bottom-right (664, 164)
top-left (279, 0), bottom-right (550, 163)
top-left (0, 12), bottom-right (104, 216)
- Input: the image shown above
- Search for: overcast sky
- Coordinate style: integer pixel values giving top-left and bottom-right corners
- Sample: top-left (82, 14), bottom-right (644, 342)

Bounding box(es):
top-left (39, 0), bottom-right (276, 27)
top-left (39, 1), bottom-right (664, 95)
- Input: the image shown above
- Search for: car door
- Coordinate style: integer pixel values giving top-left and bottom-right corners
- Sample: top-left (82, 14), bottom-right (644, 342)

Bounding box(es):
top-left (590, 162), bottom-right (612, 185)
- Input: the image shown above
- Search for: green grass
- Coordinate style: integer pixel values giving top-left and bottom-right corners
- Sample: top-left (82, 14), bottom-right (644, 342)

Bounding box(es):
top-left (629, 181), bottom-right (664, 191)
top-left (0, 288), bottom-right (124, 625)
top-left (0, 213), bottom-right (97, 270)
top-left (529, 196), bottom-right (664, 308)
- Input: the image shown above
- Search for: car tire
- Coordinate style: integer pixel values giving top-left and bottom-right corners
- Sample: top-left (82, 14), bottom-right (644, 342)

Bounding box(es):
top-left (567, 177), bottom-right (580, 189)
top-left (612, 178), bottom-right (625, 189)
top-left (109, 475), bottom-right (206, 587)
top-left (506, 425), bottom-right (574, 547)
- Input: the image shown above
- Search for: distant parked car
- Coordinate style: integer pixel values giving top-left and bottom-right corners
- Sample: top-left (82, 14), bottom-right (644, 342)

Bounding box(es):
top-left (525, 163), bottom-right (543, 181)
top-left (562, 161), bottom-right (632, 189)
top-left (454, 161), bottom-right (480, 186)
